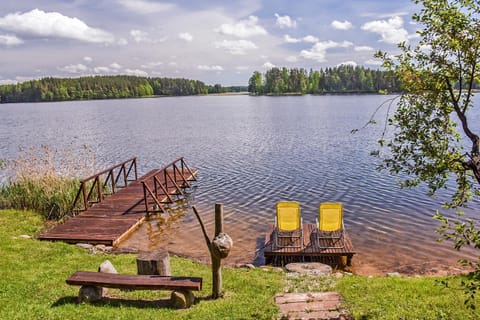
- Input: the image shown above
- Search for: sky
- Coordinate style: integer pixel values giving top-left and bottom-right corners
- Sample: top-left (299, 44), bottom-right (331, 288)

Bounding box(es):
top-left (0, 0), bottom-right (421, 86)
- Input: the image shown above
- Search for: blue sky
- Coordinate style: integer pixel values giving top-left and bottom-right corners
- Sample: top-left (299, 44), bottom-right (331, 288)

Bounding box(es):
top-left (0, 0), bottom-right (420, 85)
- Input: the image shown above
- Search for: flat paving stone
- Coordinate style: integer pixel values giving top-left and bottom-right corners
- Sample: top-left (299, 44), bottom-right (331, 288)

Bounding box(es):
top-left (285, 262), bottom-right (333, 276)
top-left (275, 291), bottom-right (350, 320)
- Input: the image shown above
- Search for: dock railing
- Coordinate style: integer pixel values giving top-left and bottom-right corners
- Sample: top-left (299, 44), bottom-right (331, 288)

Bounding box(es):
top-left (142, 157), bottom-right (196, 215)
top-left (72, 157), bottom-right (138, 213)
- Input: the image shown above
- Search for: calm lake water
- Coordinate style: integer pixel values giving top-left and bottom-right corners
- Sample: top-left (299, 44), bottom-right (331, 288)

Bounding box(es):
top-left (2, 95), bottom-right (479, 274)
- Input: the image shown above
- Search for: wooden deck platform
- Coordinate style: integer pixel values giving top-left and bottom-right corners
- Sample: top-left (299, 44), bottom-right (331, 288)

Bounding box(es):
top-left (38, 161), bottom-right (197, 246)
top-left (264, 224), bottom-right (355, 267)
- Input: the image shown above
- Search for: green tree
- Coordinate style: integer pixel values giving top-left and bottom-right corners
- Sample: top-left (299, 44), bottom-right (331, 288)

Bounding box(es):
top-left (376, 0), bottom-right (480, 306)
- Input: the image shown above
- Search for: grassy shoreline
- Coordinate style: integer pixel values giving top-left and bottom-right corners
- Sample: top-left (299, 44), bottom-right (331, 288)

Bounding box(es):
top-left (1, 209), bottom-right (478, 319)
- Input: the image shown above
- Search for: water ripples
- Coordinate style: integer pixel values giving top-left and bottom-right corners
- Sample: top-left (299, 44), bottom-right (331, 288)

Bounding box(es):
top-left (2, 95), bottom-right (480, 273)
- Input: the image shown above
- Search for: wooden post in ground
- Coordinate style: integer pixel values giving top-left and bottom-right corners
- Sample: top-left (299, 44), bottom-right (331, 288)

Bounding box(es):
top-left (192, 204), bottom-right (233, 299)
top-left (212, 203), bottom-right (223, 297)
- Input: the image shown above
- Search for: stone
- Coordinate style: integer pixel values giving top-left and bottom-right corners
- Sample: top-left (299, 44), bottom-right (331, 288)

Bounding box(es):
top-left (78, 285), bottom-right (103, 303)
top-left (95, 244), bottom-right (107, 252)
top-left (386, 272), bottom-right (401, 277)
top-left (170, 290), bottom-right (195, 309)
top-left (211, 233), bottom-right (233, 259)
top-left (76, 243), bottom-right (93, 250)
top-left (98, 260), bottom-right (117, 274)
top-left (285, 262), bottom-right (333, 277)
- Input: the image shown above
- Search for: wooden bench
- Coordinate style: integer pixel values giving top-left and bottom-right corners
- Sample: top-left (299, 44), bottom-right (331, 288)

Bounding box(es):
top-left (66, 271), bottom-right (202, 308)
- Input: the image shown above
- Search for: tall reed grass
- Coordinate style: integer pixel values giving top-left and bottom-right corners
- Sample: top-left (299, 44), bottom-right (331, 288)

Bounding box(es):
top-left (0, 145), bottom-right (97, 220)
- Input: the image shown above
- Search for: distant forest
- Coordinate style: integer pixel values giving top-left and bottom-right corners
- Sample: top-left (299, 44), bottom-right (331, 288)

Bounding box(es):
top-left (0, 75), bottom-right (246, 103)
top-left (0, 66), bottom-right (409, 103)
top-left (248, 65), bottom-right (401, 95)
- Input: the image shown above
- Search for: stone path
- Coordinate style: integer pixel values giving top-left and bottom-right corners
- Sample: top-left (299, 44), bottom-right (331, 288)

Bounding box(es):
top-left (276, 263), bottom-right (350, 320)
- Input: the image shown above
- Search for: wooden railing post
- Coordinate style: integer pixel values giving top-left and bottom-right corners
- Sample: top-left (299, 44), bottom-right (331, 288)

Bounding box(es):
top-left (142, 182), bottom-right (150, 216)
top-left (96, 176), bottom-right (102, 202)
top-left (110, 169), bottom-right (115, 194)
top-left (134, 158), bottom-right (138, 180)
top-left (81, 182), bottom-right (87, 211)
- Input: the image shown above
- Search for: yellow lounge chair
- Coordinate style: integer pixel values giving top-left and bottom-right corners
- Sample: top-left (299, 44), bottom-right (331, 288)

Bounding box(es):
top-left (274, 201), bottom-right (303, 248)
top-left (316, 202), bottom-right (345, 248)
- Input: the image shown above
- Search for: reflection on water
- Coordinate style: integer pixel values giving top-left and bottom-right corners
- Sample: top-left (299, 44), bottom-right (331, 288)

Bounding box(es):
top-left (2, 95), bottom-right (480, 274)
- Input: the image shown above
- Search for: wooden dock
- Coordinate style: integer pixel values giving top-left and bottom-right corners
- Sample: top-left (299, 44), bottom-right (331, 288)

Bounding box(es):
top-left (38, 158), bottom-right (197, 246)
top-left (263, 224), bottom-right (355, 267)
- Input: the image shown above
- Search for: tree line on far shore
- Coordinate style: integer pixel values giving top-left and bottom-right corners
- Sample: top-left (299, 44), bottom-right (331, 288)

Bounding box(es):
top-left (0, 75), bottom-right (247, 103)
top-left (248, 65), bottom-right (402, 95)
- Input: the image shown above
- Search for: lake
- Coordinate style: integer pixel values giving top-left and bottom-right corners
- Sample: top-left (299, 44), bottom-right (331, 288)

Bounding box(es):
top-left (1, 95), bottom-right (479, 275)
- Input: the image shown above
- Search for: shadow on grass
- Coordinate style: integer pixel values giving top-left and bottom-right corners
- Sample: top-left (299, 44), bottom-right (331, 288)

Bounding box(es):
top-left (52, 296), bottom-right (173, 309)
top-left (52, 294), bottom-right (216, 309)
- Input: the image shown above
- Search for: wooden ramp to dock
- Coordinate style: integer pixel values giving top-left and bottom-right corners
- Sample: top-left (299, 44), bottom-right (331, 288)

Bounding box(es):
top-left (38, 157), bottom-right (197, 246)
top-left (263, 224), bottom-right (355, 267)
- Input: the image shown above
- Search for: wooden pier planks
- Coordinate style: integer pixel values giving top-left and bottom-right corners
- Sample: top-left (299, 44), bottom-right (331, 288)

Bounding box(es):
top-left (38, 168), bottom-right (197, 246)
top-left (263, 223), bottom-right (355, 266)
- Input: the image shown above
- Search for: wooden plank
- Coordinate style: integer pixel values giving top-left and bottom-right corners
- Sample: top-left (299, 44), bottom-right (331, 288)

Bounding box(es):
top-left (66, 271), bottom-right (202, 291)
top-left (264, 224), bottom-right (355, 264)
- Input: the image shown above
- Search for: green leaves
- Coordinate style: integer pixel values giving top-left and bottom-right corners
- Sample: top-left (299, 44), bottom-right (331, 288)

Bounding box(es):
top-left (377, 0), bottom-right (480, 309)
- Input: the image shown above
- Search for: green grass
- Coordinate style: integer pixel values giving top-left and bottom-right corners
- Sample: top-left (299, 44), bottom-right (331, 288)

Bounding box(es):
top-left (337, 274), bottom-right (479, 320)
top-left (1, 208), bottom-right (479, 319)
top-left (0, 209), bottom-right (283, 320)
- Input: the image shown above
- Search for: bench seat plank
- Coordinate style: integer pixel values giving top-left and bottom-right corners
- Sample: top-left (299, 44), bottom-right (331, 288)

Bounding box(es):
top-left (66, 271), bottom-right (202, 291)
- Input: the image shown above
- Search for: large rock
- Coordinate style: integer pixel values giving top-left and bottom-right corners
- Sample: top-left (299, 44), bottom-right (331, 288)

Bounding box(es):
top-left (79, 286), bottom-right (103, 303)
top-left (285, 262), bottom-right (333, 276)
top-left (170, 290), bottom-right (195, 309)
top-left (98, 260), bottom-right (117, 274)
top-left (211, 232), bottom-right (233, 259)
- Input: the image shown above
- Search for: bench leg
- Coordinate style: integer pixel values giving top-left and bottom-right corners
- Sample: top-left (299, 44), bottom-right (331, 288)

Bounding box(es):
top-left (170, 290), bottom-right (194, 309)
top-left (79, 285), bottom-right (104, 303)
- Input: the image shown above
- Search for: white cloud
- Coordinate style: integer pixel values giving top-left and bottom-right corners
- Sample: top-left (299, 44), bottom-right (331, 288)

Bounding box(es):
top-left (59, 63), bottom-right (89, 74)
top-left (94, 66), bottom-right (111, 73)
top-left (263, 62), bottom-right (275, 69)
top-left (284, 34), bottom-right (301, 43)
top-left (117, 38), bottom-right (128, 46)
top-left (331, 20), bottom-right (353, 30)
top-left (300, 40), bottom-right (353, 62)
top-left (275, 13), bottom-right (297, 29)
top-left (117, 0), bottom-right (175, 14)
top-left (125, 68), bottom-right (148, 77)
top-left (178, 32), bottom-right (193, 42)
top-left (130, 29), bottom-right (166, 43)
top-left (354, 46), bottom-right (374, 52)
top-left (130, 29), bottom-right (150, 43)
top-left (109, 62), bottom-right (122, 69)
top-left (302, 35), bottom-right (318, 43)
top-left (364, 58), bottom-right (383, 66)
top-left (83, 56), bottom-right (93, 63)
top-left (338, 61), bottom-right (357, 67)
top-left (0, 79), bottom-right (18, 85)
top-left (283, 34), bottom-right (318, 43)
top-left (286, 56), bottom-right (298, 62)
top-left (361, 16), bottom-right (409, 44)
top-left (214, 39), bottom-right (258, 55)
top-left (141, 61), bottom-right (163, 69)
top-left (235, 66), bottom-right (249, 71)
top-left (198, 65), bottom-right (223, 71)
top-left (215, 16), bottom-right (267, 38)
top-left (0, 34), bottom-right (23, 46)
top-left (0, 9), bottom-right (114, 43)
